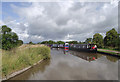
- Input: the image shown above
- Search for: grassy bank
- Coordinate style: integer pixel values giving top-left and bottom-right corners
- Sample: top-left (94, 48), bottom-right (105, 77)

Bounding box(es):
top-left (98, 48), bottom-right (120, 51)
top-left (2, 45), bottom-right (50, 78)
top-left (97, 49), bottom-right (120, 56)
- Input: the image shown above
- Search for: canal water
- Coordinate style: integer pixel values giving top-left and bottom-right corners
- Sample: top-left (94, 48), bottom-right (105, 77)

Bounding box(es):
top-left (10, 48), bottom-right (119, 80)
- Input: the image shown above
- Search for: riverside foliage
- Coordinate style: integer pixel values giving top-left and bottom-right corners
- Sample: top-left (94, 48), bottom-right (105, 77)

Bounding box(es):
top-left (85, 28), bottom-right (119, 50)
top-left (2, 45), bottom-right (50, 78)
top-left (1, 25), bottom-right (23, 50)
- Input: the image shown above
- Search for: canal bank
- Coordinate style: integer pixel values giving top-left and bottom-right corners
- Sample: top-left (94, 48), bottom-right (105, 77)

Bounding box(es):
top-left (69, 47), bottom-right (120, 58)
top-left (97, 49), bottom-right (120, 58)
top-left (2, 59), bottom-right (43, 81)
top-left (2, 44), bottom-right (51, 81)
top-left (9, 48), bottom-right (119, 80)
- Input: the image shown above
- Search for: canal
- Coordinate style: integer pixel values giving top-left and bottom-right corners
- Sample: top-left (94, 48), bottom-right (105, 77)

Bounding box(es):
top-left (10, 48), bottom-right (119, 80)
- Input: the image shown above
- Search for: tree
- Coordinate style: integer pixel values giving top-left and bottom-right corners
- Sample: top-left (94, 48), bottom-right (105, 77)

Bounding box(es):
top-left (1, 25), bottom-right (11, 35)
top-left (48, 40), bottom-right (56, 44)
top-left (17, 40), bottom-right (23, 46)
top-left (78, 41), bottom-right (85, 44)
top-left (29, 41), bottom-right (33, 44)
top-left (92, 33), bottom-right (103, 48)
top-left (68, 41), bottom-right (78, 44)
top-left (37, 42), bottom-right (41, 44)
top-left (0, 34), bottom-right (2, 49)
top-left (1, 25), bottom-right (23, 50)
top-left (41, 41), bottom-right (48, 44)
top-left (104, 28), bottom-right (119, 48)
top-left (118, 34), bottom-right (120, 50)
top-left (85, 38), bottom-right (92, 44)
top-left (57, 41), bottom-right (65, 44)
top-left (41, 40), bottom-right (56, 44)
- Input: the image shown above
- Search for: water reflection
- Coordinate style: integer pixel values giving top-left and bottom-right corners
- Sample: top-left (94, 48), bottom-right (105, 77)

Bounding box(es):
top-left (70, 51), bottom-right (98, 62)
top-left (106, 56), bottom-right (119, 62)
top-left (64, 49), bottom-right (119, 63)
top-left (53, 48), bottom-right (119, 63)
top-left (9, 48), bottom-right (119, 80)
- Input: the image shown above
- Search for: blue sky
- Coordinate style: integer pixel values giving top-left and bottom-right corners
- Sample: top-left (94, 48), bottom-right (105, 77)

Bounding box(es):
top-left (2, 2), bottom-right (19, 20)
top-left (1, 1), bottom-right (118, 43)
top-left (2, 2), bottom-right (32, 21)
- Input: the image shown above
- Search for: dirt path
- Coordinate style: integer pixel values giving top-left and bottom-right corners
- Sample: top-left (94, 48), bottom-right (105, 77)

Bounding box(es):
top-left (98, 49), bottom-right (120, 54)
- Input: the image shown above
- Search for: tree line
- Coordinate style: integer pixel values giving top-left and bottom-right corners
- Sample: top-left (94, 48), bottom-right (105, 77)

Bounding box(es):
top-left (85, 28), bottom-right (120, 50)
top-left (1, 25), bottom-right (119, 50)
top-left (0, 25), bottom-right (23, 50)
top-left (39, 28), bottom-right (119, 50)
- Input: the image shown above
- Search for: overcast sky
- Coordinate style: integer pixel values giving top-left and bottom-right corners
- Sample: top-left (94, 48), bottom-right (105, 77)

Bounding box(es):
top-left (1, 0), bottom-right (119, 43)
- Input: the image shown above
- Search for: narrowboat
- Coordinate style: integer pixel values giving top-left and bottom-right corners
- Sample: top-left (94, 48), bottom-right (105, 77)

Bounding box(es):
top-left (51, 44), bottom-right (59, 48)
top-left (69, 44), bottom-right (97, 52)
top-left (64, 43), bottom-right (69, 51)
top-left (58, 44), bottom-right (64, 48)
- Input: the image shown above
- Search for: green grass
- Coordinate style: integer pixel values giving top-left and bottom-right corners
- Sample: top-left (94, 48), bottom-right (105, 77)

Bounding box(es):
top-left (2, 45), bottom-right (50, 78)
top-left (98, 47), bottom-right (120, 51)
top-left (97, 49), bottom-right (119, 55)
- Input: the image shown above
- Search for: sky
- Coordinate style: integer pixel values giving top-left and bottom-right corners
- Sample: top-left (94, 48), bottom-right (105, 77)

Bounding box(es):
top-left (1, 0), bottom-right (119, 43)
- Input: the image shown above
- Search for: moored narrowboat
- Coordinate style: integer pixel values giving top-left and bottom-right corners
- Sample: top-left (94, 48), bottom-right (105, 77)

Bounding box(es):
top-left (69, 44), bottom-right (97, 52)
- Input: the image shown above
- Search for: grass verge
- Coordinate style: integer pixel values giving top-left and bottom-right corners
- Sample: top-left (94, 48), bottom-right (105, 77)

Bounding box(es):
top-left (97, 49), bottom-right (120, 56)
top-left (2, 45), bottom-right (50, 78)
top-left (98, 48), bottom-right (120, 51)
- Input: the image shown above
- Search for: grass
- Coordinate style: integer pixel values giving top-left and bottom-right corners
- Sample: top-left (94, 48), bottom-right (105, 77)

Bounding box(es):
top-left (2, 45), bottom-right (50, 78)
top-left (98, 47), bottom-right (120, 51)
top-left (97, 49), bottom-right (120, 55)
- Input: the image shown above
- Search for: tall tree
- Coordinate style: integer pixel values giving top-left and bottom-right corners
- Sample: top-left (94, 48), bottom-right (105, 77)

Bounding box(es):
top-left (85, 38), bottom-right (92, 44)
top-left (1, 25), bottom-right (11, 35)
top-left (1, 25), bottom-right (23, 50)
top-left (92, 33), bottom-right (103, 48)
top-left (104, 28), bottom-right (119, 47)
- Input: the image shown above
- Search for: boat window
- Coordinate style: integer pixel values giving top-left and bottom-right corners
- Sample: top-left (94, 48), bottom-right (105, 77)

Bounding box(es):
top-left (83, 46), bottom-right (85, 48)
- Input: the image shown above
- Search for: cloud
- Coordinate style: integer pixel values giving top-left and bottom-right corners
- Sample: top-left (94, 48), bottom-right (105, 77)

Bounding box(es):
top-left (2, 1), bottom-right (118, 43)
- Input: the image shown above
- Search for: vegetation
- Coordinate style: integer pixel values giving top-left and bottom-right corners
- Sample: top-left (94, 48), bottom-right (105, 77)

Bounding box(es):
top-left (40, 28), bottom-right (119, 51)
top-left (67, 41), bottom-right (78, 44)
top-left (104, 28), bottom-right (119, 48)
top-left (40, 40), bottom-right (65, 44)
top-left (84, 28), bottom-right (119, 50)
top-left (2, 45), bottom-right (50, 78)
top-left (0, 25), bottom-right (51, 78)
top-left (1, 25), bottom-right (23, 50)
top-left (41, 40), bottom-right (56, 44)
top-left (85, 38), bottom-right (92, 44)
top-left (17, 40), bottom-right (23, 46)
top-left (29, 41), bottom-right (34, 45)
top-left (97, 49), bottom-right (120, 56)
top-left (57, 41), bottom-right (65, 44)
top-left (92, 33), bottom-right (104, 48)
top-left (98, 47), bottom-right (120, 51)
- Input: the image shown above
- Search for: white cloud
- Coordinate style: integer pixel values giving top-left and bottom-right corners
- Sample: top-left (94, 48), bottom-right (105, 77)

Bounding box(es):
top-left (2, 1), bottom-right (118, 43)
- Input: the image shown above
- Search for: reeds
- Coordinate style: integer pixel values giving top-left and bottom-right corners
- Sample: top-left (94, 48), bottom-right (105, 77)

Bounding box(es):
top-left (2, 45), bottom-right (50, 78)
